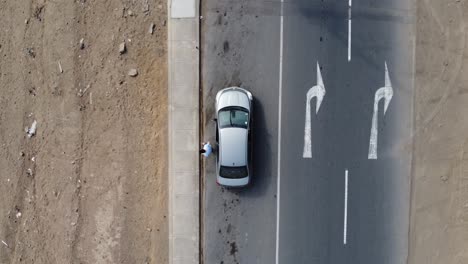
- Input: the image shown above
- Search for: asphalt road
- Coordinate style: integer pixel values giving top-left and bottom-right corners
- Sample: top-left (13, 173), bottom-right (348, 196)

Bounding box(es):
top-left (202, 0), bottom-right (414, 263)
top-left (279, 0), bottom-right (414, 263)
top-left (201, 0), bottom-right (281, 263)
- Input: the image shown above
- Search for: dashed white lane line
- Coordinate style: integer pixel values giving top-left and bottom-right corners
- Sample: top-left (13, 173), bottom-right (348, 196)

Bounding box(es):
top-left (344, 169), bottom-right (349, 245)
top-left (275, 0), bottom-right (284, 262)
top-left (348, 19), bottom-right (352, 61)
top-left (348, 0), bottom-right (352, 61)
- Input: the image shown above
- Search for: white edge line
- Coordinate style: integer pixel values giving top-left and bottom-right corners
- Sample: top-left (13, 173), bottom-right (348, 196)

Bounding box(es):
top-left (344, 169), bottom-right (349, 245)
top-left (275, 0), bottom-right (284, 263)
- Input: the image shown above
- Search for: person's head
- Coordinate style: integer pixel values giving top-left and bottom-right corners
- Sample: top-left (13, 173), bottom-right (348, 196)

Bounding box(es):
top-left (199, 149), bottom-right (206, 154)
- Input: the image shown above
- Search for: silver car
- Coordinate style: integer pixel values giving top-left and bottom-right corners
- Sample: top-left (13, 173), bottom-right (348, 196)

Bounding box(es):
top-left (215, 87), bottom-right (253, 187)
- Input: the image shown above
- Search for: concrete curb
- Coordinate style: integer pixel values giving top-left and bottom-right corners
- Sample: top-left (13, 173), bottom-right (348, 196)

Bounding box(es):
top-left (167, 0), bottom-right (200, 263)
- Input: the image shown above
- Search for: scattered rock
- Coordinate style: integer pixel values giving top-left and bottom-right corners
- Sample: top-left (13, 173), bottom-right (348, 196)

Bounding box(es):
top-left (28, 87), bottom-right (36, 96)
top-left (26, 48), bottom-right (36, 58)
top-left (128, 69), bottom-right (138, 77)
top-left (148, 23), bottom-right (155, 34)
top-left (79, 38), bottom-right (85, 49)
top-left (142, 0), bottom-right (150, 13)
top-left (119, 42), bottom-right (126, 54)
top-left (20, 151), bottom-right (25, 157)
top-left (33, 5), bottom-right (45, 21)
top-left (25, 19), bottom-right (29, 24)
top-left (127, 10), bottom-right (134, 16)
top-left (27, 120), bottom-right (37, 138)
top-left (26, 168), bottom-right (33, 177)
top-left (440, 174), bottom-right (449, 182)
top-left (78, 84), bottom-right (90, 97)
top-left (58, 61), bottom-right (63, 73)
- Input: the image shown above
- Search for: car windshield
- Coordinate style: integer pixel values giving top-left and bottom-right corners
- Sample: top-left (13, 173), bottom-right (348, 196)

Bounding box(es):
top-left (218, 107), bottom-right (249, 129)
top-left (219, 165), bottom-right (248, 179)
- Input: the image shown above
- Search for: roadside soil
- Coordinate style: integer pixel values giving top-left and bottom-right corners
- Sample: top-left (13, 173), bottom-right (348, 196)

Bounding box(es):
top-left (410, 0), bottom-right (468, 263)
top-left (0, 0), bottom-right (168, 263)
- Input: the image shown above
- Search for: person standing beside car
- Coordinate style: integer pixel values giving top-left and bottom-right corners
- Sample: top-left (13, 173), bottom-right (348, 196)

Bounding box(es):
top-left (200, 142), bottom-right (212, 158)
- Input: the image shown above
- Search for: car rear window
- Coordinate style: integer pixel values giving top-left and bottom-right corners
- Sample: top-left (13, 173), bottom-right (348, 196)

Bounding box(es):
top-left (219, 165), bottom-right (248, 179)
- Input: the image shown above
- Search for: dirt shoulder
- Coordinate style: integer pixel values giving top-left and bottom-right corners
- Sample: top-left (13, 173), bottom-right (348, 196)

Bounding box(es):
top-left (0, 0), bottom-right (168, 263)
top-left (409, 0), bottom-right (468, 263)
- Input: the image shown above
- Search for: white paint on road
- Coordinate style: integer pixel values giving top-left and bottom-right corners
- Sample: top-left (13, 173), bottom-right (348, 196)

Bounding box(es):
top-left (303, 62), bottom-right (326, 158)
top-left (275, 0), bottom-right (284, 262)
top-left (348, 19), bottom-right (352, 61)
top-left (348, 0), bottom-right (352, 61)
top-left (344, 169), bottom-right (349, 245)
top-left (368, 62), bottom-right (393, 159)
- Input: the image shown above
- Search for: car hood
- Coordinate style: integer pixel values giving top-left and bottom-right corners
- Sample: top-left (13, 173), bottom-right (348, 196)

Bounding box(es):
top-left (217, 89), bottom-right (250, 111)
top-left (219, 127), bottom-right (248, 166)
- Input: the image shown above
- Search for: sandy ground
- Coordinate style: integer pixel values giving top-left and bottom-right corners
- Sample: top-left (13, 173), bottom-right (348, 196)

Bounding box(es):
top-left (409, 0), bottom-right (468, 263)
top-left (0, 0), bottom-right (168, 263)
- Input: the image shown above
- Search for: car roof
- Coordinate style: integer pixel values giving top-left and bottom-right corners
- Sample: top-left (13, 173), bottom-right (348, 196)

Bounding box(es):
top-left (219, 127), bottom-right (248, 167)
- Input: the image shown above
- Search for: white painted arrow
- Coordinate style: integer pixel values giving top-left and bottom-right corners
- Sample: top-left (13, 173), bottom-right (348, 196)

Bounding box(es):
top-left (368, 62), bottom-right (393, 159)
top-left (303, 62), bottom-right (326, 158)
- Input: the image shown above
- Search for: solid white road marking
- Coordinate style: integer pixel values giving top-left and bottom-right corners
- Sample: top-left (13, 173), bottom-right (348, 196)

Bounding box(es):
top-left (368, 62), bottom-right (393, 159)
top-left (344, 169), bottom-right (349, 245)
top-left (303, 62), bottom-right (326, 158)
top-left (275, 0), bottom-right (284, 262)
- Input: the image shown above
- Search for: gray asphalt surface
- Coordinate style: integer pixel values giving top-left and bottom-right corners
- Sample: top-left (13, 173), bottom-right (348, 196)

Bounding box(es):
top-left (202, 0), bottom-right (414, 263)
top-left (201, 1), bottom-right (281, 263)
top-left (279, 0), bottom-right (413, 263)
